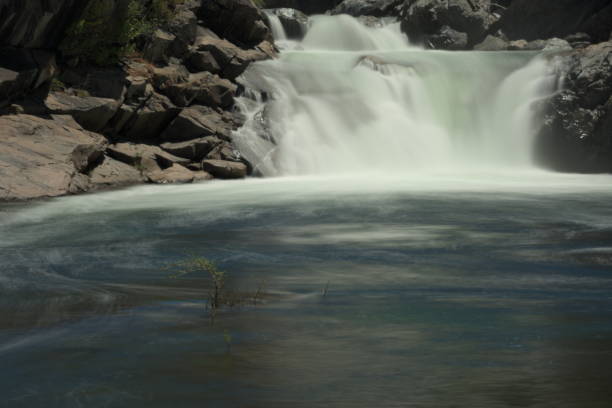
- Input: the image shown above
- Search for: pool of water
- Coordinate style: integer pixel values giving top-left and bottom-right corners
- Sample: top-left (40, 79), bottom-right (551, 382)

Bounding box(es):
top-left (1, 172), bottom-right (612, 407)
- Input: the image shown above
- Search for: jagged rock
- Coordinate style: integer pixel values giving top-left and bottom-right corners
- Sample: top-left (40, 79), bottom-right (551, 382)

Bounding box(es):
top-left (143, 29), bottom-right (176, 64)
top-left (166, 4), bottom-right (199, 58)
top-left (400, 0), bottom-right (497, 46)
top-left (202, 159), bottom-right (248, 179)
top-left (535, 41), bottom-right (612, 173)
top-left (198, 0), bottom-right (272, 47)
top-left (89, 155), bottom-right (145, 187)
top-left (119, 92), bottom-right (181, 140)
top-left (428, 26), bottom-right (468, 50)
top-left (107, 143), bottom-right (190, 175)
top-left (0, 114), bottom-right (106, 200)
top-left (187, 51), bottom-right (221, 74)
top-left (331, 0), bottom-right (403, 17)
top-left (161, 105), bottom-right (235, 142)
top-left (160, 137), bottom-right (223, 161)
top-left (264, 8), bottom-right (309, 39)
top-left (192, 36), bottom-right (270, 80)
top-left (0, 0), bottom-right (91, 48)
top-left (44, 92), bottom-right (120, 132)
top-left (148, 164), bottom-right (195, 184)
top-left (159, 71), bottom-right (237, 108)
top-left (496, 0), bottom-right (612, 43)
top-left (473, 34), bottom-right (508, 51)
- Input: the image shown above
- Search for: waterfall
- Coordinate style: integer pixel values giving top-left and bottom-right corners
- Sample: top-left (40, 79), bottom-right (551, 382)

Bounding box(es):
top-left (263, 11), bottom-right (287, 41)
top-left (233, 15), bottom-right (559, 176)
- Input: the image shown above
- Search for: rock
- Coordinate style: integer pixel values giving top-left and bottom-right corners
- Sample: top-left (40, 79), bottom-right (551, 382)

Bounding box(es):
top-left (473, 34), bottom-right (508, 51)
top-left (263, 0), bottom-right (343, 14)
top-left (107, 143), bottom-right (190, 175)
top-left (187, 51), bottom-right (221, 74)
top-left (44, 92), bottom-right (120, 132)
top-left (198, 0), bottom-right (272, 47)
top-left (161, 105), bottom-right (235, 142)
top-left (400, 0), bottom-right (497, 46)
top-left (192, 36), bottom-right (270, 80)
top-left (428, 25), bottom-right (468, 50)
top-left (165, 4), bottom-right (199, 59)
top-left (0, 114), bottom-right (106, 201)
top-left (0, 48), bottom-right (39, 106)
top-left (496, 0), bottom-right (612, 43)
top-left (148, 164), bottom-right (195, 184)
top-left (160, 137), bottom-right (223, 161)
top-left (535, 41), bottom-right (612, 173)
top-left (119, 92), bottom-right (181, 141)
top-left (89, 155), bottom-right (145, 187)
top-left (0, 0), bottom-right (91, 49)
top-left (565, 33), bottom-right (592, 50)
top-left (159, 71), bottom-right (238, 108)
top-left (331, 0), bottom-right (403, 17)
top-left (192, 171), bottom-right (214, 181)
top-left (202, 159), bottom-right (248, 179)
top-left (143, 29), bottom-right (176, 64)
top-left (264, 8), bottom-right (309, 39)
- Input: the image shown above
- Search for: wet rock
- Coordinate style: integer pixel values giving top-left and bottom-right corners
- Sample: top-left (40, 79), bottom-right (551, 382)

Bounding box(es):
top-left (148, 164), bottom-right (195, 184)
top-left (198, 0), bottom-right (272, 47)
top-left (161, 105), bottom-right (235, 142)
top-left (535, 41), bottom-right (612, 173)
top-left (496, 0), bottom-right (612, 43)
top-left (331, 0), bottom-right (403, 17)
top-left (202, 159), bottom-right (248, 179)
top-left (89, 155), bottom-right (145, 187)
top-left (428, 25), bottom-right (468, 50)
top-left (473, 34), bottom-right (508, 51)
top-left (400, 0), bottom-right (497, 46)
top-left (44, 92), bottom-right (120, 132)
top-left (0, 114), bottom-right (106, 201)
top-left (264, 8), bottom-right (309, 39)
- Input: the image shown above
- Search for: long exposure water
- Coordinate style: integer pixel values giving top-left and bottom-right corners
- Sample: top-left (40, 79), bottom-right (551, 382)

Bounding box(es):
top-left (1, 15), bottom-right (612, 408)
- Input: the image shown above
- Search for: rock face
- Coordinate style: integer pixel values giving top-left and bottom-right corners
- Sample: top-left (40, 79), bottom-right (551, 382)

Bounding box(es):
top-left (331, 0), bottom-right (403, 17)
top-left (496, 0), bottom-right (612, 43)
top-left (400, 0), bottom-right (497, 48)
top-left (0, 114), bottom-right (106, 200)
top-left (536, 42), bottom-right (612, 173)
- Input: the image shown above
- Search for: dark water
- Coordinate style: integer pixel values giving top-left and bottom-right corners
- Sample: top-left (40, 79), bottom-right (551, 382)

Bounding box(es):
top-left (1, 174), bottom-right (612, 407)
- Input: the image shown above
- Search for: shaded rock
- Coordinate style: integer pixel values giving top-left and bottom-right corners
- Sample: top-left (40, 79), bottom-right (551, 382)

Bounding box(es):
top-left (58, 66), bottom-right (128, 100)
top-left (565, 33), bottom-right (592, 50)
top-left (331, 0), bottom-right (403, 17)
top-left (143, 29), bottom-right (176, 64)
top-left (160, 137), bottom-right (223, 161)
top-left (166, 4), bottom-right (199, 58)
top-left (44, 92), bottom-right (120, 132)
top-left (193, 36), bottom-right (271, 80)
top-left (119, 92), bottom-right (181, 140)
top-left (473, 34), bottom-right (508, 51)
top-left (0, 48), bottom-right (39, 106)
top-left (428, 25), bottom-right (468, 50)
top-left (159, 71), bottom-right (237, 108)
top-left (148, 164), bottom-right (195, 184)
top-left (535, 41), bottom-right (612, 173)
top-left (198, 0), bottom-right (272, 47)
top-left (0, 114), bottom-right (105, 201)
top-left (187, 51), bottom-right (221, 74)
top-left (89, 155), bottom-right (145, 187)
top-left (400, 0), bottom-right (497, 46)
top-left (496, 0), bottom-right (612, 43)
top-left (264, 8), bottom-right (309, 39)
top-left (161, 105), bottom-right (235, 142)
top-left (202, 159), bottom-right (248, 179)
top-left (263, 0), bottom-right (342, 14)
top-left (107, 143), bottom-right (190, 175)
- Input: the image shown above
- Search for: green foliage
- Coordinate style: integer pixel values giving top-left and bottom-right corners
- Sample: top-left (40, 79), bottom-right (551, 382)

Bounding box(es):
top-left (50, 78), bottom-right (66, 92)
top-left (252, 0), bottom-right (266, 7)
top-left (60, 0), bottom-right (182, 66)
top-left (168, 256), bottom-right (267, 323)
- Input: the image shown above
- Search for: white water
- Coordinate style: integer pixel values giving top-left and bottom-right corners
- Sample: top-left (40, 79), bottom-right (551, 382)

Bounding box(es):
top-left (234, 15), bottom-right (560, 176)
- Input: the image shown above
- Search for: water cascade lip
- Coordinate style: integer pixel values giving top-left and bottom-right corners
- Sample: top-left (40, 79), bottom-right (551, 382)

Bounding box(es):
top-left (233, 15), bottom-right (560, 178)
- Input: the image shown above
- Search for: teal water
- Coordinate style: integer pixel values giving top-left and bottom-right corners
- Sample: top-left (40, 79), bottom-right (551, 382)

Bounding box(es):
top-left (1, 173), bottom-right (612, 407)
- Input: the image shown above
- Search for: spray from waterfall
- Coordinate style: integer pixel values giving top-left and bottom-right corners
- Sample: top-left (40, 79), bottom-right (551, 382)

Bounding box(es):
top-left (234, 15), bottom-right (559, 176)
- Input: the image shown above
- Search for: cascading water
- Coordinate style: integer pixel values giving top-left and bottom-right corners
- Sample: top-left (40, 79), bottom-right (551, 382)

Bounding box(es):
top-left (233, 15), bottom-right (560, 176)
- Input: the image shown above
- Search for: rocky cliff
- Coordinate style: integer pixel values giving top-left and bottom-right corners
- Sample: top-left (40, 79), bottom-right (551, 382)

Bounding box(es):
top-left (0, 0), bottom-right (275, 201)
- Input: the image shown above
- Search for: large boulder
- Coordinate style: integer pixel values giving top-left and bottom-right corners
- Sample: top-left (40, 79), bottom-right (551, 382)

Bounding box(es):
top-left (496, 0), bottom-right (612, 43)
top-left (400, 0), bottom-right (497, 47)
top-left (535, 42), bottom-right (612, 173)
top-left (331, 0), bottom-right (403, 17)
top-left (44, 92), bottom-right (120, 132)
top-left (198, 0), bottom-right (272, 47)
top-left (161, 105), bottom-right (235, 142)
top-left (89, 155), bottom-right (145, 187)
top-left (0, 114), bottom-right (106, 200)
top-left (202, 159), bottom-right (248, 179)
top-left (148, 163), bottom-right (195, 184)
top-left (117, 92), bottom-right (181, 141)
top-left (160, 137), bottom-right (224, 161)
